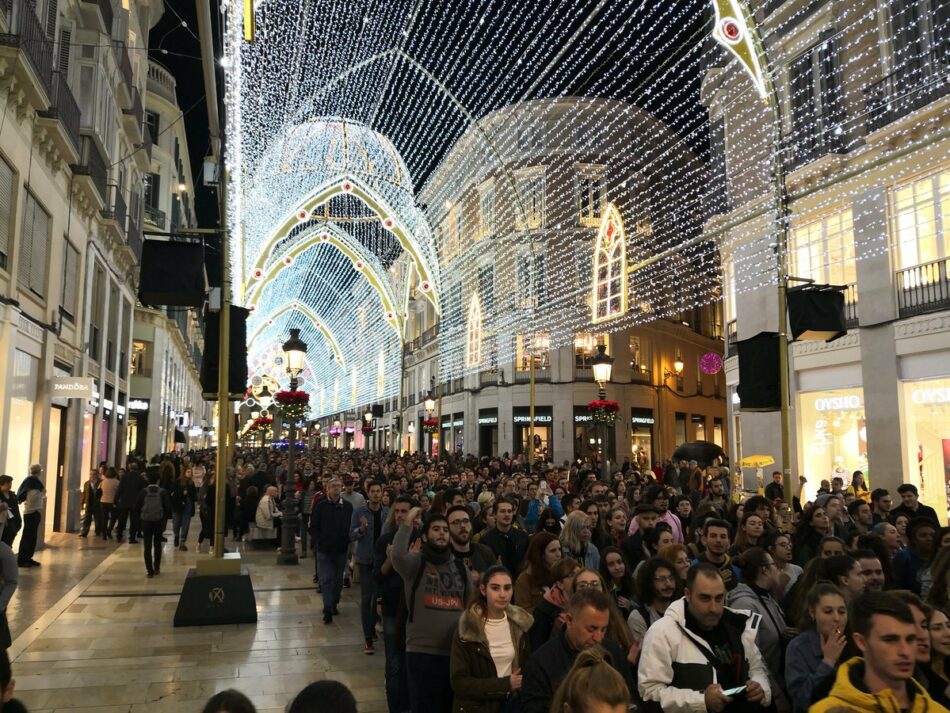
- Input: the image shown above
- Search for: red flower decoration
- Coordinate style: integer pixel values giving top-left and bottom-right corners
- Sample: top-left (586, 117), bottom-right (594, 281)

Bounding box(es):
top-left (274, 389), bottom-right (310, 405)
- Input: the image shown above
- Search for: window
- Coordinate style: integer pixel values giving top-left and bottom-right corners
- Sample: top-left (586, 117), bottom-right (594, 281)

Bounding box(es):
top-left (516, 252), bottom-right (546, 308)
top-left (60, 240), bottom-right (80, 320)
top-left (130, 340), bottom-right (152, 377)
top-left (591, 202), bottom-right (627, 323)
top-left (89, 266), bottom-right (104, 361)
top-left (577, 168), bottom-right (604, 224)
top-left (892, 170), bottom-right (950, 270)
top-left (516, 333), bottom-right (550, 371)
top-left (713, 417), bottom-right (724, 447)
top-left (693, 414), bottom-right (707, 441)
top-left (478, 182), bottom-right (494, 238)
top-left (0, 157), bottom-right (13, 271)
top-left (574, 333), bottom-right (609, 368)
top-left (144, 111), bottom-right (159, 143)
top-left (477, 264), bottom-right (494, 316)
top-left (787, 32), bottom-right (845, 165)
top-left (515, 169), bottom-right (545, 230)
top-left (790, 209), bottom-right (857, 286)
top-left (18, 191), bottom-right (50, 298)
top-left (466, 294), bottom-right (482, 367)
top-left (675, 413), bottom-right (687, 445)
top-left (144, 172), bottom-right (160, 210)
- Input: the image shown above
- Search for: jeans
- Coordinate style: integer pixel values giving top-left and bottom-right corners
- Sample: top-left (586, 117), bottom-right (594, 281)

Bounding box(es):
top-left (17, 511), bottom-right (40, 563)
top-left (172, 501), bottom-right (194, 544)
top-left (142, 520), bottom-right (163, 574)
top-left (115, 505), bottom-right (139, 541)
top-left (101, 503), bottom-right (116, 538)
top-left (383, 615), bottom-right (409, 713)
top-left (299, 515), bottom-right (310, 555)
top-left (316, 551), bottom-right (347, 616)
top-left (406, 652), bottom-right (452, 713)
top-left (358, 562), bottom-right (377, 640)
top-left (81, 503), bottom-right (101, 536)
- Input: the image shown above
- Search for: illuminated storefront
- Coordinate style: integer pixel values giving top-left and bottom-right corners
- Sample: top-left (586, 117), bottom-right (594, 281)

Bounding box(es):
top-left (903, 379), bottom-right (950, 517)
top-left (798, 387), bottom-right (867, 502)
top-left (513, 407), bottom-right (552, 460)
top-left (630, 408), bottom-right (655, 468)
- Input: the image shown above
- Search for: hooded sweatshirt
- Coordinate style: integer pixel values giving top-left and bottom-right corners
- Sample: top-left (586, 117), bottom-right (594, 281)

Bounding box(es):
top-left (809, 656), bottom-right (950, 713)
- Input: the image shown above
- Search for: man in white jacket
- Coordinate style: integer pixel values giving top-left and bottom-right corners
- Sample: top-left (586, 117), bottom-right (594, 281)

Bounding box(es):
top-left (638, 563), bottom-right (771, 713)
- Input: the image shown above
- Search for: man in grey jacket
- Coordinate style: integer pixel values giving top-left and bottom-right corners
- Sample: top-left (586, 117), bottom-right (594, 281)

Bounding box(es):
top-left (0, 540), bottom-right (17, 648)
top-left (391, 507), bottom-right (471, 713)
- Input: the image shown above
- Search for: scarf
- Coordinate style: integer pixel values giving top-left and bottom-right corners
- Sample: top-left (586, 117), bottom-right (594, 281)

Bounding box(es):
top-left (543, 584), bottom-right (570, 636)
top-left (421, 541), bottom-right (453, 565)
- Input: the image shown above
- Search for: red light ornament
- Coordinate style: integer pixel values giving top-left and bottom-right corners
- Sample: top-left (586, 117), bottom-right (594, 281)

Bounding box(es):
top-left (720, 17), bottom-right (741, 43)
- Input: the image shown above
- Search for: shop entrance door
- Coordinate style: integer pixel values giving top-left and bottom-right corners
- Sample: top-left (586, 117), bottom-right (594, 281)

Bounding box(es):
top-left (45, 406), bottom-right (67, 532)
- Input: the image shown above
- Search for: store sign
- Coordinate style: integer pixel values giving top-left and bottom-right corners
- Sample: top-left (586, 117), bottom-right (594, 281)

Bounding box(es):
top-left (631, 416), bottom-right (655, 425)
top-left (814, 395), bottom-right (862, 411)
top-left (51, 377), bottom-right (94, 399)
top-left (478, 416), bottom-right (498, 425)
top-left (514, 415), bottom-right (552, 424)
top-left (574, 414), bottom-right (592, 423)
top-left (912, 388), bottom-right (950, 404)
top-left (129, 399), bottom-right (150, 411)
top-left (452, 419), bottom-right (464, 428)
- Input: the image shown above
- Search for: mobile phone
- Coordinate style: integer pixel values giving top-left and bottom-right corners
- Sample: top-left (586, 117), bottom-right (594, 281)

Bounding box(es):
top-left (722, 686), bottom-right (747, 697)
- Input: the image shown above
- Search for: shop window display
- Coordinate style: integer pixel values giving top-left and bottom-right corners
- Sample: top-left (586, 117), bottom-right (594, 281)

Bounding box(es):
top-left (798, 387), bottom-right (867, 503)
top-left (903, 378), bottom-right (950, 519)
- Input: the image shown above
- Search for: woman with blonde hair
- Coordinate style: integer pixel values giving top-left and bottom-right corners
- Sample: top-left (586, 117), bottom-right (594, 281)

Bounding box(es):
top-left (549, 647), bottom-right (630, 713)
top-left (561, 510), bottom-right (600, 569)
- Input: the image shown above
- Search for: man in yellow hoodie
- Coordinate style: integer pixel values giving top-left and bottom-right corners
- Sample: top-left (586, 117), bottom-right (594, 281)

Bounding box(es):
top-left (810, 591), bottom-right (950, 713)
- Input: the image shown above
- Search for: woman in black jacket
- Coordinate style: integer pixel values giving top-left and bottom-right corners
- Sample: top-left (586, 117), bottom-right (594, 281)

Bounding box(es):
top-left (527, 558), bottom-right (579, 651)
top-left (169, 469), bottom-right (197, 551)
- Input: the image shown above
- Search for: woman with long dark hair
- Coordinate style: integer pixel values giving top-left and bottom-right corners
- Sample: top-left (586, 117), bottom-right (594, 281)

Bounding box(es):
top-left (450, 565), bottom-right (532, 713)
top-left (793, 505), bottom-right (831, 566)
top-left (514, 531), bottom-right (562, 614)
top-left (599, 546), bottom-right (635, 618)
top-left (169, 465), bottom-right (197, 551)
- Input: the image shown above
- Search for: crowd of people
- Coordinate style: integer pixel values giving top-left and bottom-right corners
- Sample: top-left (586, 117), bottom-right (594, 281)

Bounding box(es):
top-left (1, 446), bottom-right (949, 713)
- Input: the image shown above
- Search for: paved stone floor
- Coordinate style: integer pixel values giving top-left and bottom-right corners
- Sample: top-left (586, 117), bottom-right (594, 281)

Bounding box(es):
top-left (10, 531), bottom-right (386, 713)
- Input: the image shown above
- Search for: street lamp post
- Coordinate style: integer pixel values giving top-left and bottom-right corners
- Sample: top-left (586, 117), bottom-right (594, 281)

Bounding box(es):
top-left (258, 384), bottom-right (272, 451)
top-left (364, 410), bottom-right (373, 454)
top-left (590, 343), bottom-right (614, 481)
top-left (424, 391), bottom-right (435, 457)
top-left (278, 328), bottom-right (306, 565)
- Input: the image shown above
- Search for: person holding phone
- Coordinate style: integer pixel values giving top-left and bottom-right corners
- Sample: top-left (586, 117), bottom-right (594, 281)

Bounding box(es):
top-left (638, 563), bottom-right (771, 713)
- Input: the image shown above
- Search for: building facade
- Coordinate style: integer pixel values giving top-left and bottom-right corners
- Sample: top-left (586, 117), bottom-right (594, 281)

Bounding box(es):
top-left (707, 0), bottom-right (950, 513)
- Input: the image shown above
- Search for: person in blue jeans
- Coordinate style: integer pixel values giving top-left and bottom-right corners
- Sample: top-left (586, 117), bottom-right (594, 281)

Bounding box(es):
top-left (310, 478), bottom-right (353, 624)
top-left (374, 494), bottom-right (416, 713)
top-left (350, 480), bottom-right (389, 654)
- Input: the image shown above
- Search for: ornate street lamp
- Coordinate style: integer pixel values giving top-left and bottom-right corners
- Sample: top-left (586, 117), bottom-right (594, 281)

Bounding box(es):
top-left (364, 410), bottom-right (373, 454)
top-left (590, 343), bottom-right (614, 480)
top-left (278, 328), bottom-right (307, 565)
top-left (424, 392), bottom-right (435, 413)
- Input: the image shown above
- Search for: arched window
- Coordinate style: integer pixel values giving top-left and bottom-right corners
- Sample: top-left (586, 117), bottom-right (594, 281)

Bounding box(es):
top-left (466, 294), bottom-right (482, 367)
top-left (591, 202), bottom-right (627, 323)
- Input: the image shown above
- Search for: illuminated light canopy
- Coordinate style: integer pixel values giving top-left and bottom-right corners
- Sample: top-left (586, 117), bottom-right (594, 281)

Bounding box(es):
top-left (466, 294), bottom-right (483, 367)
top-left (591, 202), bottom-right (628, 324)
top-left (248, 301), bottom-right (347, 368)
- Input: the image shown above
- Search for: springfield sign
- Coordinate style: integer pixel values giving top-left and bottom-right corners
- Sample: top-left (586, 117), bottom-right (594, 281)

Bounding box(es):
top-left (51, 377), bottom-right (94, 399)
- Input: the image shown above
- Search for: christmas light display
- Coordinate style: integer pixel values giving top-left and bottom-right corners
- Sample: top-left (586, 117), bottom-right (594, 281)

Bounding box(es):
top-left (222, 0), bottom-right (950, 419)
top-left (587, 400), bottom-right (621, 426)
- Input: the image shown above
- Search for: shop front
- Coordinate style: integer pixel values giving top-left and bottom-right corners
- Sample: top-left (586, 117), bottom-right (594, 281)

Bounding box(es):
top-left (798, 387), bottom-right (867, 502)
top-left (5, 350), bottom-right (40, 480)
top-left (478, 409), bottom-right (498, 458)
top-left (630, 408), bottom-right (655, 470)
top-left (127, 398), bottom-right (150, 456)
top-left (513, 407), bottom-right (552, 461)
top-left (902, 378), bottom-right (950, 518)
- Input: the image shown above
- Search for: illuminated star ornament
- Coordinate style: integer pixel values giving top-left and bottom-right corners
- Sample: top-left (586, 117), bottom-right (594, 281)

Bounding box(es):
top-left (710, 0), bottom-right (770, 102)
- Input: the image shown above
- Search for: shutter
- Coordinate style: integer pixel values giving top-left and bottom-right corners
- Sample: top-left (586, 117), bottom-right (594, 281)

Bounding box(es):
top-left (788, 50), bottom-right (817, 161)
top-left (57, 27), bottom-right (71, 75)
top-left (61, 241), bottom-right (79, 317)
top-left (0, 158), bottom-right (13, 268)
top-left (30, 199), bottom-right (49, 297)
top-left (818, 34), bottom-right (844, 150)
top-left (18, 193), bottom-right (35, 291)
top-left (44, 0), bottom-right (58, 40)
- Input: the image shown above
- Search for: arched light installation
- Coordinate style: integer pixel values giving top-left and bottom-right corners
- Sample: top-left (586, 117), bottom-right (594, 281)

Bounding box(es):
top-left (591, 203), bottom-right (628, 324)
top-left (466, 294), bottom-right (483, 367)
top-left (247, 301), bottom-right (347, 368)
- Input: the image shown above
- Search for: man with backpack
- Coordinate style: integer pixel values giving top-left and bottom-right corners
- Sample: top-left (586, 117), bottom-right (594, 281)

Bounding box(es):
top-left (137, 467), bottom-right (171, 578)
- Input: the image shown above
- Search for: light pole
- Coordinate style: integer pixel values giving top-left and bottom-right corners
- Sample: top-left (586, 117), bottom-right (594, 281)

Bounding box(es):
top-left (258, 384), bottom-right (273, 450)
top-left (278, 328), bottom-right (306, 565)
top-left (364, 409), bottom-right (373, 454)
top-left (591, 344), bottom-right (614, 481)
top-left (424, 391), bottom-right (435, 457)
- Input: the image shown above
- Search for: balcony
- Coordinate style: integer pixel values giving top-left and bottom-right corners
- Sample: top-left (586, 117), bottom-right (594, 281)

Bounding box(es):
top-left (515, 368), bottom-right (550, 383)
top-left (479, 371), bottom-right (498, 387)
top-left (783, 113), bottom-right (846, 173)
top-left (80, 0), bottom-right (113, 35)
top-left (147, 60), bottom-right (177, 104)
top-left (726, 319), bottom-right (737, 356)
top-left (127, 216), bottom-right (142, 263)
top-left (113, 41), bottom-right (133, 98)
top-left (122, 85), bottom-right (144, 139)
top-left (843, 283), bottom-right (858, 329)
top-left (865, 50), bottom-right (950, 134)
top-left (36, 70), bottom-right (81, 160)
top-left (404, 323), bottom-right (439, 355)
top-left (100, 183), bottom-right (127, 228)
top-left (897, 258), bottom-right (950, 318)
top-left (71, 136), bottom-right (108, 207)
top-left (144, 204), bottom-right (166, 229)
top-left (0, 0), bottom-right (54, 103)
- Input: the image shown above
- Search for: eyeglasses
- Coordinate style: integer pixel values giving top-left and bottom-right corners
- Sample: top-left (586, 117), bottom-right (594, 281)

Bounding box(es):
top-left (575, 580), bottom-right (602, 590)
top-left (653, 574), bottom-right (676, 584)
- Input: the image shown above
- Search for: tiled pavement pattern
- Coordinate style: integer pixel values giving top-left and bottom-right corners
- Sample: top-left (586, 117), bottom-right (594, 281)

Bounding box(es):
top-left (10, 531), bottom-right (386, 713)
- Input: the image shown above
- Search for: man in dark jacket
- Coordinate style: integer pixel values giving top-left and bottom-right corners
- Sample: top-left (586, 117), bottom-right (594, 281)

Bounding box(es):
top-left (521, 588), bottom-right (635, 713)
top-left (310, 477), bottom-right (353, 624)
top-left (446, 504), bottom-right (496, 581)
top-left (479, 497), bottom-right (529, 574)
top-left (136, 467), bottom-right (172, 577)
top-left (115, 463), bottom-right (147, 543)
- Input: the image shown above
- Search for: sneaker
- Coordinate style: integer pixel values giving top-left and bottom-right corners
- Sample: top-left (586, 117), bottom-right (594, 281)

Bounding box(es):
top-left (363, 640), bottom-right (375, 655)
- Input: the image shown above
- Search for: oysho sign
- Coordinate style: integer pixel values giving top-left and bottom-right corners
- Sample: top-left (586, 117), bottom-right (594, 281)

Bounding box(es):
top-left (50, 377), bottom-right (94, 399)
top-left (912, 387), bottom-right (950, 405)
top-left (814, 394), bottom-right (862, 412)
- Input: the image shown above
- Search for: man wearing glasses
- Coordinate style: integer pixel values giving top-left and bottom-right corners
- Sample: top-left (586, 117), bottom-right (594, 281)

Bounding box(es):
top-left (446, 505), bottom-right (496, 582)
